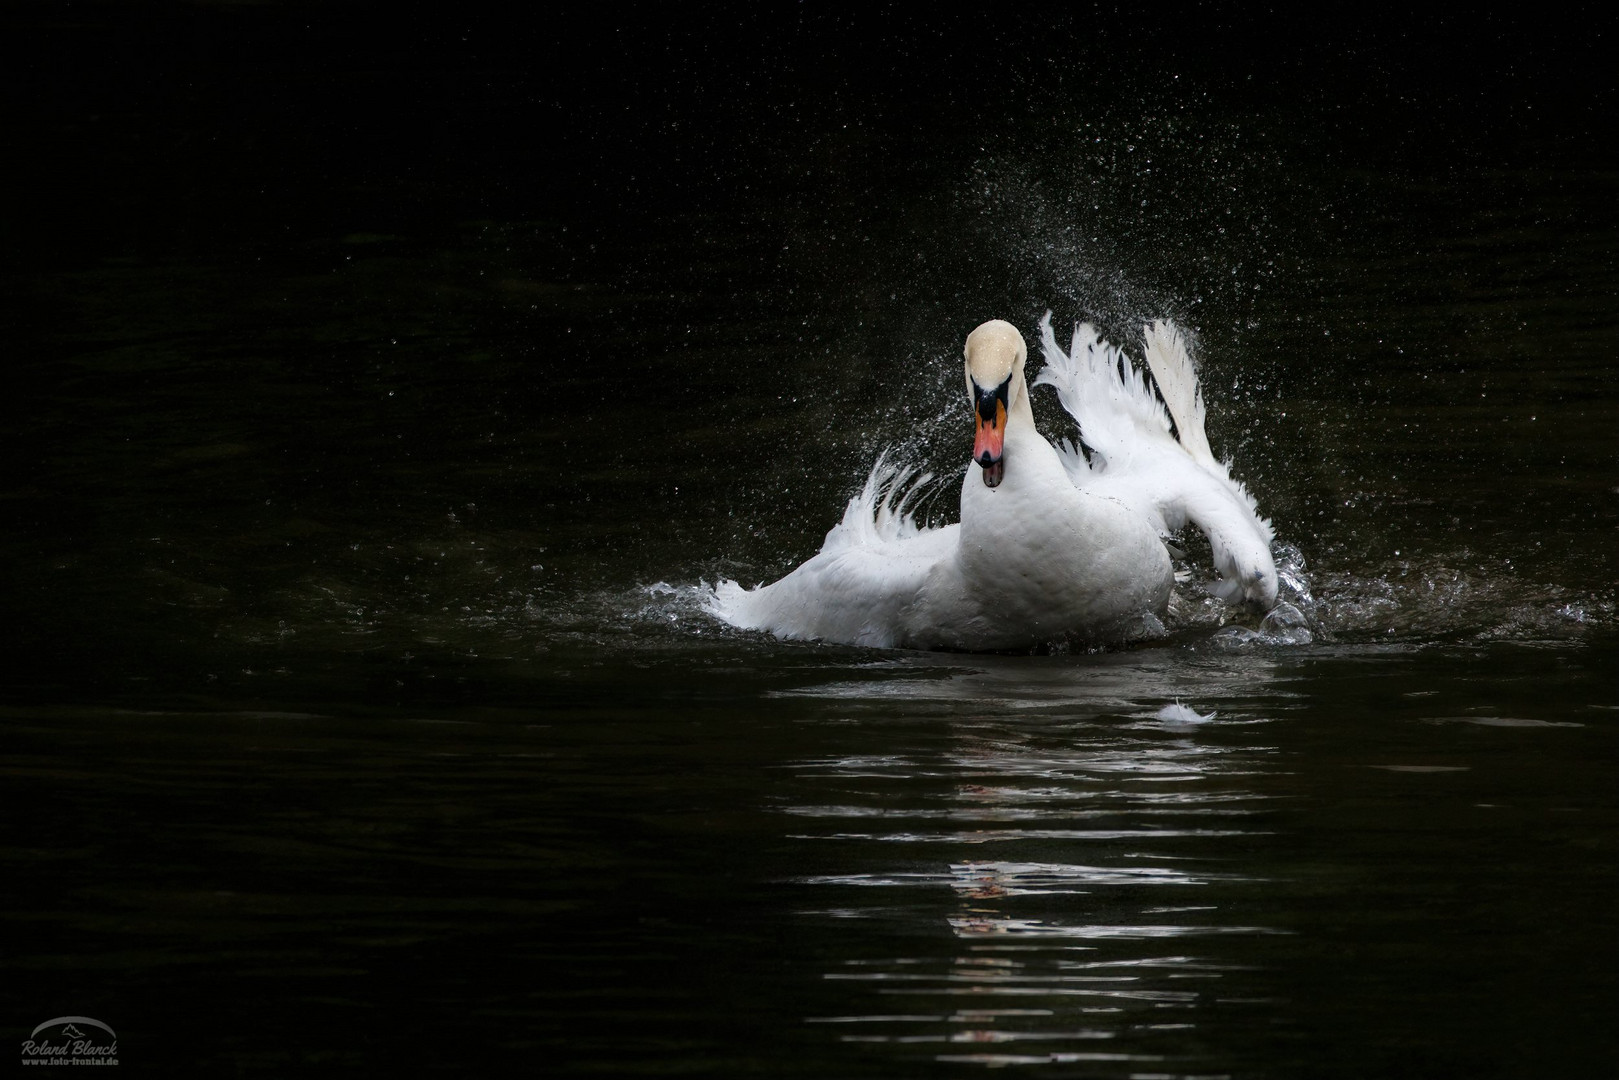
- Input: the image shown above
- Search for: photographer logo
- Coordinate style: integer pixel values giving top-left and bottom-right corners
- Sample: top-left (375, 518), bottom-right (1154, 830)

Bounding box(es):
top-left (20, 1017), bottom-right (118, 1067)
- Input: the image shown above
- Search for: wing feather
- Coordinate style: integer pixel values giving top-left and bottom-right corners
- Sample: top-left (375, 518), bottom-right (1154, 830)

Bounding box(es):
top-left (1035, 313), bottom-right (1278, 610)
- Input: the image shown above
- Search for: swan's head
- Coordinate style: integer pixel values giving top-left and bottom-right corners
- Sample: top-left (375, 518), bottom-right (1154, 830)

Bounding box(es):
top-left (963, 319), bottom-right (1027, 488)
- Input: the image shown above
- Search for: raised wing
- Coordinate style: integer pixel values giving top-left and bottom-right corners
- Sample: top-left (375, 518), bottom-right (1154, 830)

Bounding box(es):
top-left (706, 456), bottom-right (958, 647)
top-left (1035, 314), bottom-right (1277, 610)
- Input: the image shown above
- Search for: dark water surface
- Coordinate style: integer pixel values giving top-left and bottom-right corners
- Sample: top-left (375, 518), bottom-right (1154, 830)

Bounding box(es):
top-left (5, 5), bottom-right (1617, 1076)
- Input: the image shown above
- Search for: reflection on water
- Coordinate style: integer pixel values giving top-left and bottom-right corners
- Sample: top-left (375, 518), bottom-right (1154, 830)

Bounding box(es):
top-left (778, 665), bottom-right (1292, 1071)
top-left (748, 642), bottom-right (1617, 1076)
top-left (5, 639), bottom-right (1611, 1075)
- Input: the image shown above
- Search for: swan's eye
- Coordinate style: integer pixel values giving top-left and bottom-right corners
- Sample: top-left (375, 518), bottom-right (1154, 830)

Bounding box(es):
top-left (974, 375), bottom-right (1010, 424)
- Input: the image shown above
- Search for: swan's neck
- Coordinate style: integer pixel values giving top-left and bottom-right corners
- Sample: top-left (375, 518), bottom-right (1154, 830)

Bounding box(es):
top-left (1006, 373), bottom-right (1036, 434)
top-left (1003, 375), bottom-right (1057, 479)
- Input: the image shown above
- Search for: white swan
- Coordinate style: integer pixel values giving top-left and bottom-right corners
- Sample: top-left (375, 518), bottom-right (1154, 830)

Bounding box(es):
top-left (706, 314), bottom-right (1277, 650)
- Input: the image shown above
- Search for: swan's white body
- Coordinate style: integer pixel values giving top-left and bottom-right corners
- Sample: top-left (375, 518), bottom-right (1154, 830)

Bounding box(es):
top-left (707, 315), bottom-right (1276, 650)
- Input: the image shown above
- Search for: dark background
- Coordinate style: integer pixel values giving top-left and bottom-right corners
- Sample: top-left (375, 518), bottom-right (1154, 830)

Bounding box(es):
top-left (8, 3), bottom-right (1616, 264)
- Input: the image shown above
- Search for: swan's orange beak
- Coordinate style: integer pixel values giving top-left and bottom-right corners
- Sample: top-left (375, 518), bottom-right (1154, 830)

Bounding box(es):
top-left (972, 380), bottom-right (1009, 488)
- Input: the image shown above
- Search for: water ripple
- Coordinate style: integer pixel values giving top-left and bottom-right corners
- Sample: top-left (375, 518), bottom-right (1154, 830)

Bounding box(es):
top-left (786, 706), bottom-right (1285, 1069)
top-left (948, 917), bottom-right (1287, 940)
top-left (803, 862), bottom-right (1249, 896)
